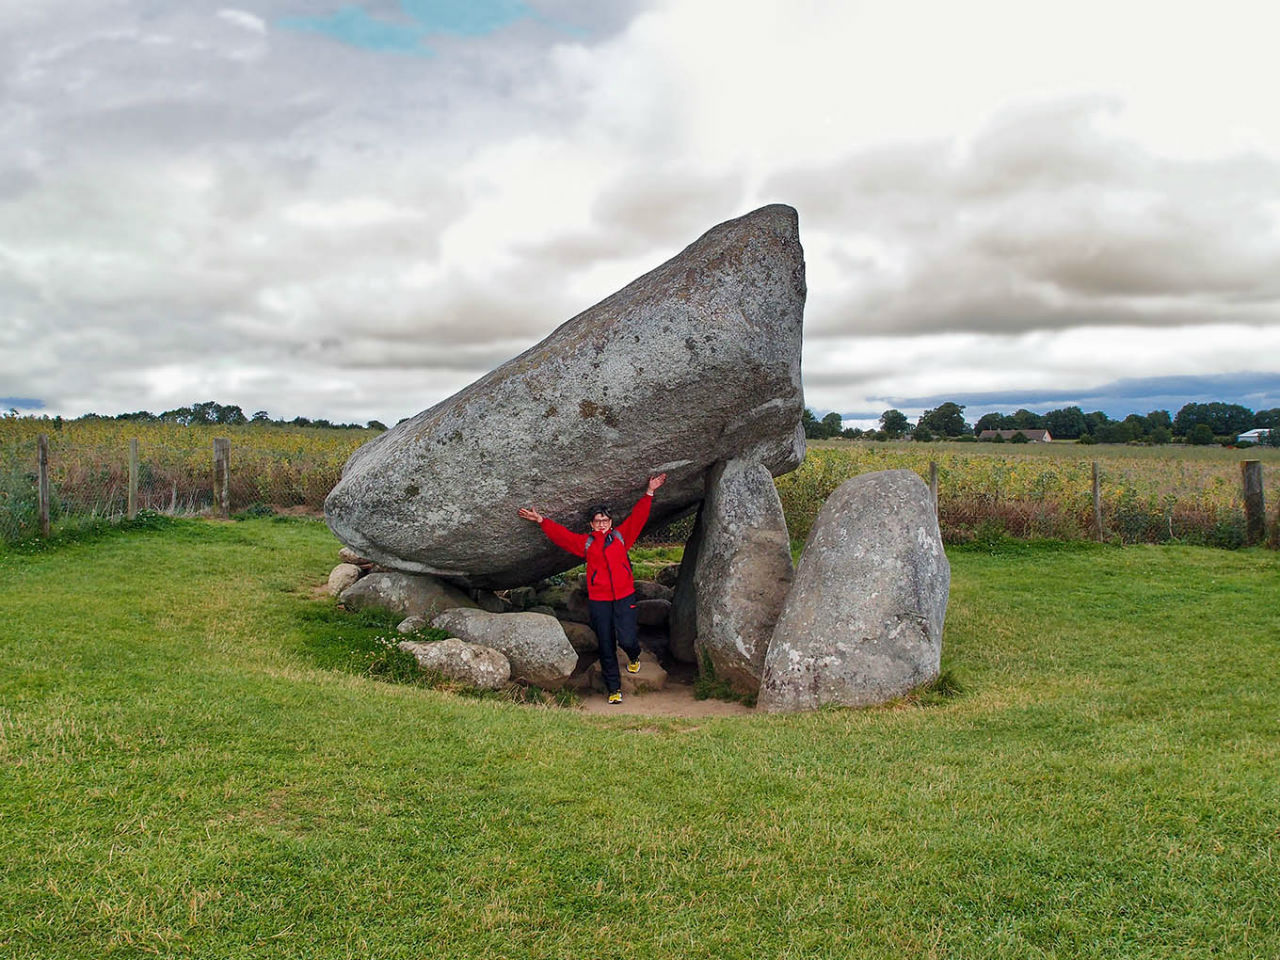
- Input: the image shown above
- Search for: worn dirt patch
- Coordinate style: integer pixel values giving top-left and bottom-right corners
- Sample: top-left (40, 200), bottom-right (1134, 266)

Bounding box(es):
top-left (576, 681), bottom-right (753, 717)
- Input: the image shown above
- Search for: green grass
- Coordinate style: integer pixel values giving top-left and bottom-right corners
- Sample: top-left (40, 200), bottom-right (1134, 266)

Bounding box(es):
top-left (2, 519), bottom-right (1278, 958)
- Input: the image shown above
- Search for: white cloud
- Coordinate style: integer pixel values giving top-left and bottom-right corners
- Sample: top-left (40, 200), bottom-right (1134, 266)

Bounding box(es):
top-left (2, 0), bottom-right (1279, 423)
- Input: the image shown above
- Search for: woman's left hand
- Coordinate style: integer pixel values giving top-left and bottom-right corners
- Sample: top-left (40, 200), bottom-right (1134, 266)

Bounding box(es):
top-left (646, 473), bottom-right (667, 494)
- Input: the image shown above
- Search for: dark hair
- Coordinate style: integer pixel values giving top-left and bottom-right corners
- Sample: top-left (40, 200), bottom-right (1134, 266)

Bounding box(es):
top-left (586, 503), bottom-right (612, 521)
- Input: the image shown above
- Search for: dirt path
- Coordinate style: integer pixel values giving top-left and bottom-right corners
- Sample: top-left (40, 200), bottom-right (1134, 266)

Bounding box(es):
top-left (576, 680), bottom-right (753, 717)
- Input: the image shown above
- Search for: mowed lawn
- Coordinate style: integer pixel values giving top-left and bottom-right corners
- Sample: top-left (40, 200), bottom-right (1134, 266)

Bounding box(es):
top-left (1, 519), bottom-right (1277, 959)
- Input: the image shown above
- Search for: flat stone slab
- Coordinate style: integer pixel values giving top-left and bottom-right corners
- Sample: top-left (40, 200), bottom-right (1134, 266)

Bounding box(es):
top-left (325, 204), bottom-right (806, 588)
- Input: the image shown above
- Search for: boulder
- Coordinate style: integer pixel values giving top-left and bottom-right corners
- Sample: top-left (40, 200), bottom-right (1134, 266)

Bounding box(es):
top-left (667, 505), bottom-right (704, 664)
top-left (340, 572), bottom-right (477, 619)
top-left (757, 470), bottom-right (949, 713)
top-left (506, 586), bottom-right (538, 610)
top-left (633, 580), bottom-right (674, 602)
top-left (693, 459), bottom-right (793, 694)
top-left (398, 638), bottom-right (511, 690)
top-left (324, 204), bottom-right (807, 588)
top-left (472, 589), bottom-right (510, 613)
top-left (587, 650), bottom-right (668, 694)
top-left (430, 609), bottom-right (577, 688)
top-left (327, 563), bottom-right (362, 596)
top-left (559, 619), bottom-right (600, 655)
top-left (636, 598), bottom-right (671, 627)
top-left (396, 614), bottom-right (429, 634)
top-left (654, 563), bottom-right (681, 588)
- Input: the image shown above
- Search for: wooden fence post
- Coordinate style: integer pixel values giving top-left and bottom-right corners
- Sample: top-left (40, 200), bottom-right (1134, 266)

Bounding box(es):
top-left (213, 438), bottom-right (230, 519)
top-left (1241, 460), bottom-right (1265, 546)
top-left (929, 461), bottom-right (938, 517)
top-left (128, 437), bottom-right (139, 521)
top-left (38, 433), bottom-right (51, 538)
top-left (1092, 461), bottom-right (1104, 542)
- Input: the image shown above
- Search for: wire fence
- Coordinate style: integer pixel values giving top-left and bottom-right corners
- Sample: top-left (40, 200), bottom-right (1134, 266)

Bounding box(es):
top-left (0, 435), bottom-right (346, 544)
top-left (2, 431), bottom-right (1277, 549)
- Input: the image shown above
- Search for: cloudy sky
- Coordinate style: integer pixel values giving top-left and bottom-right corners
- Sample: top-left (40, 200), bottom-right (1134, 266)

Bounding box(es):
top-left (3, 0), bottom-right (1279, 427)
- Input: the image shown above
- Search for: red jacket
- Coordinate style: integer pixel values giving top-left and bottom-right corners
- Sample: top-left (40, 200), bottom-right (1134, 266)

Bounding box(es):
top-left (540, 493), bottom-right (652, 601)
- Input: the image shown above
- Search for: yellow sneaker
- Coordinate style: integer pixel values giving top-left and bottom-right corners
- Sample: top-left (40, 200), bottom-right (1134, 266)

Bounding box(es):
top-left (608, 691), bottom-right (623, 704)
top-left (626, 658), bottom-right (641, 674)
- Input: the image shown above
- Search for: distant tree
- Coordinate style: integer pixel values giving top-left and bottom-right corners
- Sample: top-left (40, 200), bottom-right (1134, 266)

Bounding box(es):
top-left (1043, 406), bottom-right (1087, 439)
top-left (821, 412), bottom-right (844, 438)
top-left (1123, 413), bottom-right (1149, 438)
top-left (116, 410), bottom-right (158, 422)
top-left (912, 424), bottom-right (935, 442)
top-left (802, 408), bottom-right (821, 439)
top-left (1187, 423), bottom-right (1215, 445)
top-left (1083, 411), bottom-right (1111, 437)
top-left (1077, 433), bottom-right (1097, 445)
top-left (1008, 408), bottom-right (1044, 430)
top-left (290, 416), bottom-right (312, 427)
top-left (1149, 426), bottom-right (1172, 445)
top-left (1174, 402), bottom-right (1254, 437)
top-left (252, 410), bottom-right (271, 423)
top-left (879, 409), bottom-right (909, 439)
top-left (1146, 409), bottom-right (1173, 431)
top-left (1095, 420), bottom-right (1135, 444)
top-left (1010, 431), bottom-right (1030, 443)
top-left (918, 402), bottom-right (968, 437)
top-left (974, 412), bottom-right (1005, 434)
top-left (990, 432), bottom-right (1006, 443)
top-left (1253, 408), bottom-right (1280, 429)
top-left (367, 420), bottom-right (388, 431)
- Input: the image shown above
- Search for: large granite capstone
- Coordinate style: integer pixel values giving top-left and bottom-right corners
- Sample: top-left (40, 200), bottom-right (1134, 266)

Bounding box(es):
top-left (325, 204), bottom-right (806, 588)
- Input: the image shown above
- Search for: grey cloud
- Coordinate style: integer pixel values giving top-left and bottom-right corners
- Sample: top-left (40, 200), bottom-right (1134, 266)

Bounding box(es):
top-left (515, 168), bottom-right (747, 274)
top-left (768, 98), bottom-right (1280, 337)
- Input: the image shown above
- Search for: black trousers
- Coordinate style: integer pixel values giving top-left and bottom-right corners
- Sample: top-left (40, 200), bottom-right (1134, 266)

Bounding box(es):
top-left (588, 593), bottom-right (640, 693)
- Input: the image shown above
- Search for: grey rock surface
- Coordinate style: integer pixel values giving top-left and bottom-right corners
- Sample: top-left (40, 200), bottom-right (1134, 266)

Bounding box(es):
top-left (633, 580), bottom-right (674, 603)
top-left (327, 563), bottom-right (362, 596)
top-left (757, 470), bottom-right (949, 713)
top-left (667, 505), bottom-right (704, 664)
top-left (340, 572), bottom-right (477, 619)
top-left (430, 609), bottom-right (577, 688)
top-left (325, 204), bottom-right (806, 588)
top-left (398, 637), bottom-right (511, 690)
top-left (693, 459), bottom-right (793, 694)
top-left (636, 598), bottom-right (672, 627)
top-left (559, 619), bottom-right (599, 655)
top-left (396, 614), bottom-right (429, 634)
top-left (587, 650), bottom-right (668, 694)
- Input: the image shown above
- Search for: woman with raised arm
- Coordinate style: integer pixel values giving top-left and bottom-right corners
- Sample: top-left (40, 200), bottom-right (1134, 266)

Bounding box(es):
top-left (519, 473), bottom-right (667, 704)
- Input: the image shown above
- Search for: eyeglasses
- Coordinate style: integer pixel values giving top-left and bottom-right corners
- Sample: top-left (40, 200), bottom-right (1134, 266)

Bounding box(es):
top-left (590, 517), bottom-right (611, 526)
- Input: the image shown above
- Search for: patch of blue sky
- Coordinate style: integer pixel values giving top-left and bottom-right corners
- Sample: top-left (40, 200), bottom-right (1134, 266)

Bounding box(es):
top-left (278, 0), bottom-right (566, 55)
top-left (2, 397), bottom-right (44, 411)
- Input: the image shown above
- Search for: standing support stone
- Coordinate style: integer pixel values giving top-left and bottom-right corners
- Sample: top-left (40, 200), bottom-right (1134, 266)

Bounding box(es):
top-left (213, 438), bottom-right (230, 519)
top-left (37, 433), bottom-right (50, 538)
top-left (128, 437), bottom-right (139, 520)
top-left (758, 470), bottom-right (949, 713)
top-left (692, 459), bottom-right (793, 694)
top-left (668, 505), bottom-right (704, 665)
top-left (1241, 460), bottom-right (1265, 546)
top-left (1092, 461), bottom-right (1104, 542)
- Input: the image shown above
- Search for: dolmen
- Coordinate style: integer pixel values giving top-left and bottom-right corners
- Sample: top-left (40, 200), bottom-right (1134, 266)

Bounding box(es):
top-left (324, 204), bottom-right (950, 711)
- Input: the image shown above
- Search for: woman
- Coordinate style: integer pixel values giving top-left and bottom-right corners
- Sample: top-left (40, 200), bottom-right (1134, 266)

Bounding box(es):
top-left (518, 473), bottom-right (667, 703)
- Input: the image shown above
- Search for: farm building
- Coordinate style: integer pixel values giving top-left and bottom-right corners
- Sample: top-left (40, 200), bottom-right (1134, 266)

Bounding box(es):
top-left (977, 429), bottom-right (1053, 442)
top-left (1237, 428), bottom-right (1273, 444)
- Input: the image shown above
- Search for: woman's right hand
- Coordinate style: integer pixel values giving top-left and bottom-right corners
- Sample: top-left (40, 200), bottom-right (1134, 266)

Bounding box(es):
top-left (518, 507), bottom-right (544, 523)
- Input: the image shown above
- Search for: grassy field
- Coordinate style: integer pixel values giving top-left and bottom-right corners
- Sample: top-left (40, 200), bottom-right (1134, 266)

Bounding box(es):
top-left (2, 518), bottom-right (1278, 958)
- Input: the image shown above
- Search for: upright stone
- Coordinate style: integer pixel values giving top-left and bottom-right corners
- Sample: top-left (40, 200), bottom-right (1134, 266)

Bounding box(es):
top-left (758, 470), bottom-right (949, 713)
top-left (667, 505), bottom-right (704, 664)
top-left (325, 204), bottom-right (806, 588)
top-left (693, 459), bottom-right (793, 693)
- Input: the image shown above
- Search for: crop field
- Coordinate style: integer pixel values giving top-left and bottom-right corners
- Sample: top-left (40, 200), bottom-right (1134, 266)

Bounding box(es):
top-left (780, 441), bottom-right (1280, 547)
top-left (2, 418), bottom-right (1278, 548)
top-left (1, 517), bottom-right (1277, 958)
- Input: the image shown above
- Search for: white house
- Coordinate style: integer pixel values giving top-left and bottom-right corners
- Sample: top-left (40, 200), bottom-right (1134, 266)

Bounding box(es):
top-left (1237, 428), bottom-right (1272, 444)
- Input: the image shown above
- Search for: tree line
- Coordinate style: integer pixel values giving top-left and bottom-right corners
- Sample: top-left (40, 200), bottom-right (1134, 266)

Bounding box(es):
top-left (804, 401), bottom-right (1280, 446)
top-left (10, 401), bottom-right (388, 432)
